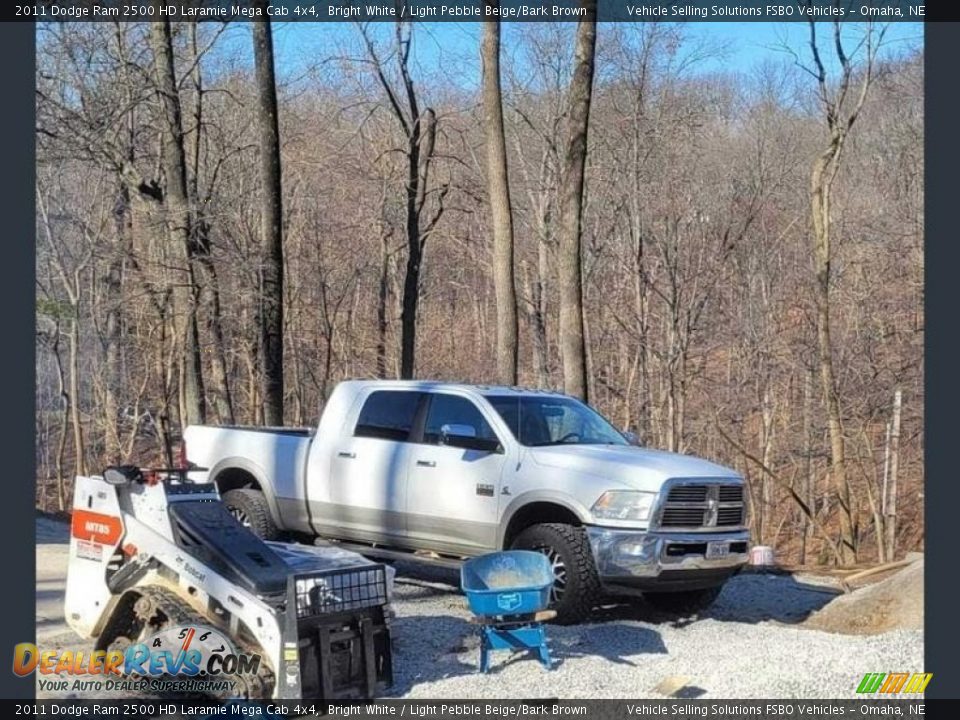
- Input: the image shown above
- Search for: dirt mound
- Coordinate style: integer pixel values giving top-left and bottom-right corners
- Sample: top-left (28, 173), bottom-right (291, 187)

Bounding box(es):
top-left (803, 559), bottom-right (923, 635)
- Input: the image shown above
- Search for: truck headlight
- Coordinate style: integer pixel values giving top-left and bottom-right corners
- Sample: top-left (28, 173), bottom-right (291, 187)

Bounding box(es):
top-left (591, 491), bottom-right (658, 522)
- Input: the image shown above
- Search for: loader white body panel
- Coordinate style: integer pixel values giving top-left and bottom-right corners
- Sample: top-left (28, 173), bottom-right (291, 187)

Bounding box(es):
top-left (64, 473), bottom-right (393, 698)
top-left (65, 475), bottom-right (126, 639)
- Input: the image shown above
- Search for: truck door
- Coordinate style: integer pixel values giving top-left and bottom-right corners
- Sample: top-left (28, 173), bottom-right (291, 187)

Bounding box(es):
top-left (321, 390), bottom-right (425, 544)
top-left (405, 392), bottom-right (507, 554)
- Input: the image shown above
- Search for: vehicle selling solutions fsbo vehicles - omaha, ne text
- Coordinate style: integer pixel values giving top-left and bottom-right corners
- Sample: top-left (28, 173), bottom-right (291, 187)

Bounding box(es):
top-left (184, 381), bottom-right (750, 622)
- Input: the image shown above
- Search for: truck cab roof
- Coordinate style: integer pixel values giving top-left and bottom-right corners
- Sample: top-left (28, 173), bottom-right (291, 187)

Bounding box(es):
top-left (336, 379), bottom-right (570, 399)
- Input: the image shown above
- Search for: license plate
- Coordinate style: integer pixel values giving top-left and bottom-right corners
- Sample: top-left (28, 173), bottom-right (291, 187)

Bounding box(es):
top-left (706, 541), bottom-right (730, 559)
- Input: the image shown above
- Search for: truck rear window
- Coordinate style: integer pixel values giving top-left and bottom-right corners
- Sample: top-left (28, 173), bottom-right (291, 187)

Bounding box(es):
top-left (354, 390), bottom-right (424, 442)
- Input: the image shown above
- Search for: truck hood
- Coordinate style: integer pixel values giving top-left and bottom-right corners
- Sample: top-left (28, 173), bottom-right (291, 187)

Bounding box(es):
top-left (528, 444), bottom-right (740, 492)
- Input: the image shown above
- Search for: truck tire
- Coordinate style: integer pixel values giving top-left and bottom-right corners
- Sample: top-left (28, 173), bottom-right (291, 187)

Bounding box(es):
top-left (643, 586), bottom-right (722, 617)
top-left (511, 523), bottom-right (601, 625)
top-left (222, 488), bottom-right (280, 541)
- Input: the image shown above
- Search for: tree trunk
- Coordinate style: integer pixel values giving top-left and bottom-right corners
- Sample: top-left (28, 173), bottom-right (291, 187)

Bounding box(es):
top-left (875, 421), bottom-right (892, 563)
top-left (203, 266), bottom-right (235, 424)
top-left (519, 147), bottom-right (554, 389)
top-left (481, 11), bottom-right (518, 385)
top-left (885, 388), bottom-right (903, 560)
top-left (630, 228), bottom-right (653, 443)
top-left (103, 184), bottom-right (132, 462)
top-left (557, 0), bottom-right (597, 401)
top-left (253, 7), bottom-right (285, 425)
top-left (399, 143), bottom-right (421, 382)
top-left (399, 108), bottom-right (436, 379)
top-left (810, 137), bottom-right (856, 564)
top-left (53, 334), bottom-right (69, 512)
top-left (188, 23), bottom-right (234, 426)
top-left (376, 227), bottom-right (390, 379)
top-left (800, 368), bottom-right (815, 564)
top-left (763, 387), bottom-right (776, 541)
top-left (149, 11), bottom-right (206, 426)
top-left (534, 238), bottom-right (551, 386)
top-left (69, 303), bottom-right (86, 477)
top-left (524, 255), bottom-right (550, 387)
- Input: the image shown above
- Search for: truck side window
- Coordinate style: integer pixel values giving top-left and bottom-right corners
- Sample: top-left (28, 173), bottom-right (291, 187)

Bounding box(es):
top-left (488, 396), bottom-right (549, 446)
top-left (423, 394), bottom-right (498, 445)
top-left (354, 391), bottom-right (423, 442)
top-left (487, 394), bottom-right (627, 447)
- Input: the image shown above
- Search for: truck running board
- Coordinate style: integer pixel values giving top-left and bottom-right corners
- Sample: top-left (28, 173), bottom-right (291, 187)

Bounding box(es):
top-left (321, 540), bottom-right (465, 571)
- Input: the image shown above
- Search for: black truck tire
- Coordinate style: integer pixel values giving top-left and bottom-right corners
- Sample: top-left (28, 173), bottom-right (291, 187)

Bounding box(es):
top-left (643, 586), bottom-right (723, 617)
top-left (511, 523), bottom-right (601, 624)
top-left (222, 488), bottom-right (280, 541)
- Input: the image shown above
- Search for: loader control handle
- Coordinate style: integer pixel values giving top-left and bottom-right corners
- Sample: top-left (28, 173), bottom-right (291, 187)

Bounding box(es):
top-left (103, 464), bottom-right (209, 486)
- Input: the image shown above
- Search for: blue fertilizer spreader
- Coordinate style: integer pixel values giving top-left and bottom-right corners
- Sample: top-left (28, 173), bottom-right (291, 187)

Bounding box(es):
top-left (460, 550), bottom-right (555, 672)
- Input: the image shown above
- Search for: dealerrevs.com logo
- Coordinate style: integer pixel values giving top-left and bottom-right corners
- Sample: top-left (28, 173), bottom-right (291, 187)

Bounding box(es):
top-left (14, 624), bottom-right (261, 694)
top-left (856, 672), bottom-right (932, 694)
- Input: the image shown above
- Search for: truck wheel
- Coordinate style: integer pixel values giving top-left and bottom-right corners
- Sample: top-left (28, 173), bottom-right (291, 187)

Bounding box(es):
top-left (511, 523), bottom-right (600, 624)
top-left (643, 586), bottom-right (722, 617)
top-left (222, 489), bottom-right (280, 541)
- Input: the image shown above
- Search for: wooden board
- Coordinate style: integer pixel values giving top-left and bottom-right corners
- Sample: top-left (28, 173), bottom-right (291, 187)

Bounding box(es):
top-left (467, 609), bottom-right (557, 624)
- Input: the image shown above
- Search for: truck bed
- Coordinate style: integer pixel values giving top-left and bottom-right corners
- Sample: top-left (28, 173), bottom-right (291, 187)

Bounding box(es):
top-left (210, 425), bottom-right (312, 437)
top-left (184, 424), bottom-right (316, 533)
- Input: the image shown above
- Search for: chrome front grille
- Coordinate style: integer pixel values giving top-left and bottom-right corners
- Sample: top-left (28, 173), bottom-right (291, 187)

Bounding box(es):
top-left (717, 507), bottom-right (744, 526)
top-left (718, 486), bottom-right (744, 503)
top-left (666, 486), bottom-right (709, 503)
top-left (657, 481), bottom-right (746, 530)
top-left (661, 506), bottom-right (707, 526)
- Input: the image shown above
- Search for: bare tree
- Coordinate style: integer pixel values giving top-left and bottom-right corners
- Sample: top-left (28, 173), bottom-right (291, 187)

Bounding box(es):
top-left (149, 11), bottom-right (206, 426)
top-left (187, 23), bottom-right (235, 425)
top-left (482, 8), bottom-right (518, 385)
top-left (804, 19), bottom-right (883, 564)
top-left (252, 5), bottom-right (286, 425)
top-left (557, 0), bottom-right (598, 400)
top-left (37, 183), bottom-right (92, 479)
top-left (359, 22), bottom-right (448, 379)
top-left (883, 388), bottom-right (903, 559)
top-left (505, 24), bottom-right (572, 387)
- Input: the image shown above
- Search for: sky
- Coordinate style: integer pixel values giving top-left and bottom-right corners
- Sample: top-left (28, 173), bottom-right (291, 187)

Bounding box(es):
top-left (255, 21), bottom-right (923, 91)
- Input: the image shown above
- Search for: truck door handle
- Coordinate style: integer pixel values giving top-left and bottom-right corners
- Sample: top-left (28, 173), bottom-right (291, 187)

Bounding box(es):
top-left (416, 460), bottom-right (436, 468)
top-left (338, 451), bottom-right (356, 459)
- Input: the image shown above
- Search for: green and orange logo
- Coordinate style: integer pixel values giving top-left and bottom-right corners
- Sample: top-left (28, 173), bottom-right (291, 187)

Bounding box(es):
top-left (856, 672), bottom-right (931, 694)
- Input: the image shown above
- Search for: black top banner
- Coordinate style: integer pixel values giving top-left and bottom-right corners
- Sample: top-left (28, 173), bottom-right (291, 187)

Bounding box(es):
top-left (12, 0), bottom-right (937, 23)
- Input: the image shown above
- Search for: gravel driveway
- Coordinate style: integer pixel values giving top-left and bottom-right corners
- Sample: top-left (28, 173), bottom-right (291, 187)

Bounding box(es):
top-left (36, 519), bottom-right (922, 699)
top-left (385, 564), bottom-right (921, 699)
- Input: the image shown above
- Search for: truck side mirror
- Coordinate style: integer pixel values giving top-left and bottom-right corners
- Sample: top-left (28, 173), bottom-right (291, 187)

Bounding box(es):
top-left (441, 423), bottom-right (477, 441)
top-left (622, 430), bottom-right (641, 446)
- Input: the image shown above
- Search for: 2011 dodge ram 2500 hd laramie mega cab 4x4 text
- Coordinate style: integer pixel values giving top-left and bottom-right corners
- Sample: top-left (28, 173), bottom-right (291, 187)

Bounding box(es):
top-left (184, 380), bottom-right (750, 623)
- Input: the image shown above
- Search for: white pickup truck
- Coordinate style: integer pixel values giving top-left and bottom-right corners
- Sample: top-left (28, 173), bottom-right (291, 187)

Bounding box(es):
top-left (184, 380), bottom-right (750, 622)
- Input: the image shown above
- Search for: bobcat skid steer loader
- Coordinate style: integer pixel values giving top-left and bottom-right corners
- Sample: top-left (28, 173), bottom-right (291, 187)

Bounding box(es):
top-left (65, 466), bottom-right (394, 701)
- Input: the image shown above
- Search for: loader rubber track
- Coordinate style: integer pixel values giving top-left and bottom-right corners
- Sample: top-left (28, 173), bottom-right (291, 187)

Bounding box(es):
top-left (131, 585), bottom-right (275, 700)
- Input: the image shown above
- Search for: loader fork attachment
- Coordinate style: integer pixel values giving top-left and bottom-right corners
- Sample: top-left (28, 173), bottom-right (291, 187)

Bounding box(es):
top-left (280, 565), bottom-right (393, 701)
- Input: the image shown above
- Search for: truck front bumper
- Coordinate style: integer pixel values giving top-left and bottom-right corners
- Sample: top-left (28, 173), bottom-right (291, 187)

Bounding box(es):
top-left (586, 526), bottom-right (750, 594)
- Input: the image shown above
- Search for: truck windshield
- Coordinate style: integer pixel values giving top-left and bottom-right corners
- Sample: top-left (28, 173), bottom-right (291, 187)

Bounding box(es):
top-left (486, 395), bottom-right (629, 447)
